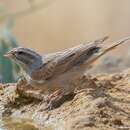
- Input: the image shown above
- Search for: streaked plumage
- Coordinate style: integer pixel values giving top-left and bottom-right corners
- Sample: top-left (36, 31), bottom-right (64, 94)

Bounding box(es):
top-left (4, 36), bottom-right (130, 109)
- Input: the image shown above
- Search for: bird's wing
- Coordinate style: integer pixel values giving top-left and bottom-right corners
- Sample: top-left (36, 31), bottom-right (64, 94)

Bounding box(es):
top-left (31, 36), bottom-right (130, 81)
top-left (31, 36), bottom-right (108, 80)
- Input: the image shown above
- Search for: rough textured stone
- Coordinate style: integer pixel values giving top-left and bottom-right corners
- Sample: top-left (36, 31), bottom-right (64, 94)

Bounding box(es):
top-left (1, 69), bottom-right (130, 130)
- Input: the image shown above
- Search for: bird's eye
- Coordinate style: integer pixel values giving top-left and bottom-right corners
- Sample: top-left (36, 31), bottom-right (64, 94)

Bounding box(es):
top-left (17, 51), bottom-right (24, 55)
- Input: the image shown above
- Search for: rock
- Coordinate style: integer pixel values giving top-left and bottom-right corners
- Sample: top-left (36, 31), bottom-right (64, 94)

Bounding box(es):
top-left (1, 69), bottom-right (130, 129)
top-left (67, 115), bottom-right (95, 130)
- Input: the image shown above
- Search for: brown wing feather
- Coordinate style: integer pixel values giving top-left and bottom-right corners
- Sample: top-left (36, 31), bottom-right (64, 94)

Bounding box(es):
top-left (31, 36), bottom-right (130, 81)
top-left (31, 50), bottom-right (76, 80)
top-left (31, 36), bottom-right (108, 80)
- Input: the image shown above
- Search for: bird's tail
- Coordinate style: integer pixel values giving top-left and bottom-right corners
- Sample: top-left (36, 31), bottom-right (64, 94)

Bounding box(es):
top-left (86, 36), bottom-right (130, 65)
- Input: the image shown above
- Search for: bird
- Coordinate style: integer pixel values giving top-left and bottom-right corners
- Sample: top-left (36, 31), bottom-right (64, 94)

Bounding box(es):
top-left (4, 36), bottom-right (130, 109)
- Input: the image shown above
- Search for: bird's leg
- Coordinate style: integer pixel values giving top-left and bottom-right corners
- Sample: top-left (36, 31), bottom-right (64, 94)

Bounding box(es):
top-left (46, 89), bottom-right (75, 110)
top-left (47, 89), bottom-right (62, 102)
top-left (46, 89), bottom-right (63, 110)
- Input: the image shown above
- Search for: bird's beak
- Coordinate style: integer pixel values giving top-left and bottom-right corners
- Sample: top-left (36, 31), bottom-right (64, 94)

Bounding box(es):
top-left (4, 52), bottom-right (14, 59)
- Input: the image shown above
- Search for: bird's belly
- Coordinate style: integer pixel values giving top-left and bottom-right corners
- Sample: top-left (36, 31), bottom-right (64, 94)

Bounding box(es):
top-left (29, 65), bottom-right (88, 95)
top-left (44, 66), bottom-right (87, 94)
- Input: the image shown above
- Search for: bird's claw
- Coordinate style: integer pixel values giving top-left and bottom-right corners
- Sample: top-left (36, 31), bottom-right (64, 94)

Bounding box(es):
top-left (46, 91), bottom-right (76, 110)
top-left (46, 90), bottom-right (63, 110)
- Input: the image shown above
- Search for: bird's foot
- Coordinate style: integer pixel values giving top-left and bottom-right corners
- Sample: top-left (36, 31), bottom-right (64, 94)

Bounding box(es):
top-left (46, 90), bottom-right (63, 110)
top-left (46, 90), bottom-right (75, 110)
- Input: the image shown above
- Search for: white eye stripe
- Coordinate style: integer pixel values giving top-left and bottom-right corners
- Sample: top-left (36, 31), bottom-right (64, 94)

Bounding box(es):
top-left (17, 48), bottom-right (41, 58)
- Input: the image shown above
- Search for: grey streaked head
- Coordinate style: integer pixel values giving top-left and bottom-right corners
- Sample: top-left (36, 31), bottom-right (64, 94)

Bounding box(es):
top-left (4, 47), bottom-right (43, 72)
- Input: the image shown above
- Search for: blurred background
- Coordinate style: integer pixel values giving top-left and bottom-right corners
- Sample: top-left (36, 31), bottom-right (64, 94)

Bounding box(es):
top-left (0, 0), bottom-right (130, 82)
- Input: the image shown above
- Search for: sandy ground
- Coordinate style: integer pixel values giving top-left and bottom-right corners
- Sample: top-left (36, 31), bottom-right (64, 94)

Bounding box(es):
top-left (0, 69), bottom-right (130, 130)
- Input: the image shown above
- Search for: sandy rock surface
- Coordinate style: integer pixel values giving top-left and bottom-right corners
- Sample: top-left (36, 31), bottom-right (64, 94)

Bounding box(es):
top-left (0, 69), bottom-right (130, 130)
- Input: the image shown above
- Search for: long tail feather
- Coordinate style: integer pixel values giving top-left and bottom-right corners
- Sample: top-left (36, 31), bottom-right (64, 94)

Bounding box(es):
top-left (95, 36), bottom-right (109, 44)
top-left (86, 36), bottom-right (130, 65)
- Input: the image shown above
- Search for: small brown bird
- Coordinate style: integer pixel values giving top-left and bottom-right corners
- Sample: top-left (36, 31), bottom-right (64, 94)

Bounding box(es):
top-left (4, 36), bottom-right (130, 109)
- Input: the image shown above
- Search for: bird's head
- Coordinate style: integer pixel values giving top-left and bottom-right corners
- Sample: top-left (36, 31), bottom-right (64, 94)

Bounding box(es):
top-left (4, 47), bottom-right (43, 72)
